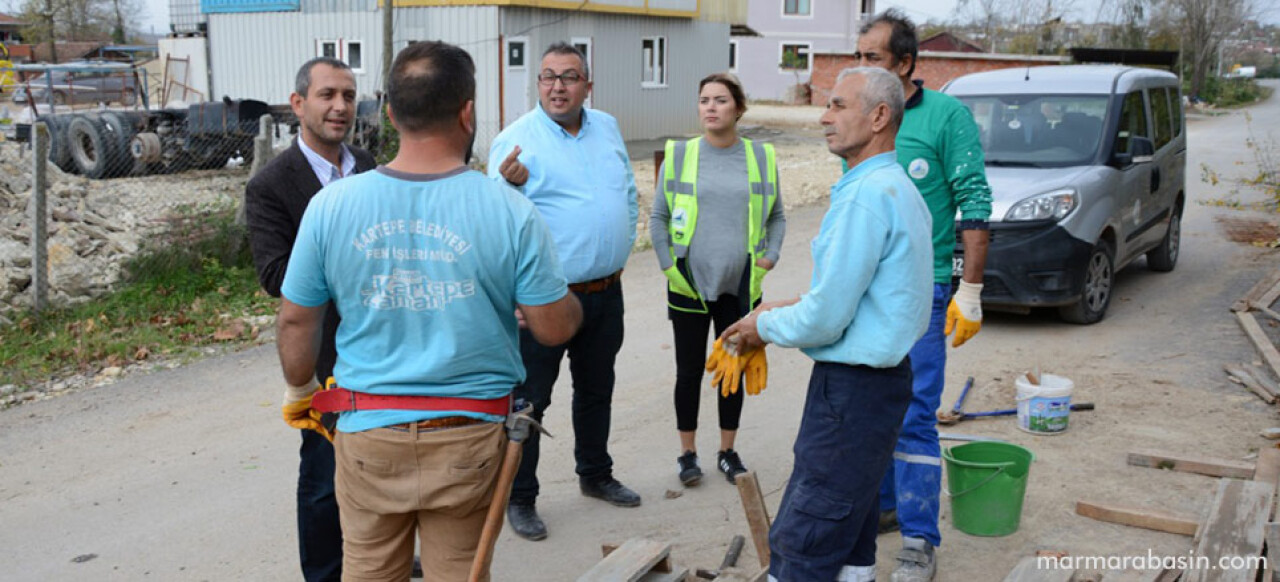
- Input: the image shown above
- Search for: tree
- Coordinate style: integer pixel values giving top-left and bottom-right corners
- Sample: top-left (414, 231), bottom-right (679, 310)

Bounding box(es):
top-left (16, 0), bottom-right (146, 52)
top-left (1165, 0), bottom-right (1251, 99)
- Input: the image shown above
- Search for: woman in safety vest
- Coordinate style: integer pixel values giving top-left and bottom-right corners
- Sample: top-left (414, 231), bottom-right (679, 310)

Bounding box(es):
top-left (650, 72), bottom-right (786, 486)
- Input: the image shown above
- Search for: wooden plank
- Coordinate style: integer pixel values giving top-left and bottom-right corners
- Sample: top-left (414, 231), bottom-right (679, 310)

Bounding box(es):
top-left (635, 567), bottom-right (688, 582)
top-left (1004, 556), bottom-right (1075, 582)
top-left (1247, 364), bottom-right (1280, 397)
top-left (1236, 311), bottom-right (1280, 383)
top-left (601, 544), bottom-right (671, 573)
top-left (1075, 500), bottom-right (1199, 536)
top-left (1259, 278), bottom-right (1280, 312)
top-left (1102, 570), bottom-right (1178, 582)
top-left (1127, 449), bottom-right (1256, 479)
top-left (1183, 479), bottom-right (1274, 582)
top-left (1226, 364), bottom-right (1279, 404)
top-left (578, 538), bottom-right (672, 582)
top-left (1264, 523), bottom-right (1280, 582)
top-left (704, 567), bottom-right (768, 581)
top-left (1255, 448), bottom-right (1280, 488)
top-left (1232, 269), bottom-right (1280, 313)
top-left (735, 471), bottom-right (771, 569)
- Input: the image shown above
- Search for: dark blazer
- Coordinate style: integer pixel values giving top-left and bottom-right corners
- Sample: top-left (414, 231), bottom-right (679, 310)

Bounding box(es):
top-left (245, 139), bottom-right (377, 381)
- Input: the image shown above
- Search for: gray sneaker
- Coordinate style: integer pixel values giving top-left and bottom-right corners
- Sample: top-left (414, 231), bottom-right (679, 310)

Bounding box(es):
top-left (890, 537), bottom-right (936, 582)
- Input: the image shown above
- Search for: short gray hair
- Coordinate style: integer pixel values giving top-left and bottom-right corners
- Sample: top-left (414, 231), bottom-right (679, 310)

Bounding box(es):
top-left (835, 66), bottom-right (904, 128)
top-left (295, 57), bottom-right (351, 97)
top-left (542, 41), bottom-right (590, 81)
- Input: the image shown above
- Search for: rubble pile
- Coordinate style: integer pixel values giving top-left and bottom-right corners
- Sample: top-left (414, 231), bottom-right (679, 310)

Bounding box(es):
top-left (0, 143), bottom-right (249, 326)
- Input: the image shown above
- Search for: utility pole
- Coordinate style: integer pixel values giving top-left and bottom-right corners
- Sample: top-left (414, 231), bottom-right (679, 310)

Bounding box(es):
top-left (382, 0), bottom-right (393, 91)
top-left (43, 0), bottom-right (56, 64)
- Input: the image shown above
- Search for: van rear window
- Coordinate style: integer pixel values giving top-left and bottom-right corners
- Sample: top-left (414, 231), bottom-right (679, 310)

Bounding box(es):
top-left (958, 94), bottom-right (1108, 168)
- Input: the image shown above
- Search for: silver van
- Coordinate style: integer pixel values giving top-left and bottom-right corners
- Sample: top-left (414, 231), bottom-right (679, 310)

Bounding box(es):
top-left (944, 65), bottom-right (1185, 323)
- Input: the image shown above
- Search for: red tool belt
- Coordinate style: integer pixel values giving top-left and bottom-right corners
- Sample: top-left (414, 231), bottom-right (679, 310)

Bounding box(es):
top-left (312, 386), bottom-right (510, 416)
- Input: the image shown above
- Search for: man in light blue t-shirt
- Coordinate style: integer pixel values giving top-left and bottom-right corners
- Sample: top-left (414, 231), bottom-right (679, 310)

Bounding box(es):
top-left (275, 41), bottom-right (581, 581)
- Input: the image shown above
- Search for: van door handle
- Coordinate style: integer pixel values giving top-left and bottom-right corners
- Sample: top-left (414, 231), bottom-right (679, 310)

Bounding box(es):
top-left (1150, 168), bottom-right (1160, 193)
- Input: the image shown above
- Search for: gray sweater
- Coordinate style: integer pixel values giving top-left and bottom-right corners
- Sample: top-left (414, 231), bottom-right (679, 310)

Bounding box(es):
top-left (651, 139), bottom-right (786, 300)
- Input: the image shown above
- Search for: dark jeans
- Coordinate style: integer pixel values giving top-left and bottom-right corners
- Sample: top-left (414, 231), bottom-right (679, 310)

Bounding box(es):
top-left (768, 359), bottom-right (912, 581)
top-left (298, 428), bottom-right (342, 582)
top-left (670, 294), bottom-right (747, 432)
top-left (511, 283), bottom-right (625, 504)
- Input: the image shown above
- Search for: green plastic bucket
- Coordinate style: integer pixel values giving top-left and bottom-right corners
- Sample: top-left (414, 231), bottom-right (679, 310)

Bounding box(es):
top-left (943, 441), bottom-right (1035, 537)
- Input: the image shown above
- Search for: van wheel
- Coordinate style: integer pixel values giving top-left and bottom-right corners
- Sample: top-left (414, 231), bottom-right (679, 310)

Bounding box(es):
top-left (1059, 239), bottom-right (1114, 325)
top-left (1146, 207), bottom-right (1181, 272)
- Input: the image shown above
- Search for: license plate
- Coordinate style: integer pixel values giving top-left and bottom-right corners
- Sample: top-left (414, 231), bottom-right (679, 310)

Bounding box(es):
top-left (952, 256), bottom-right (964, 278)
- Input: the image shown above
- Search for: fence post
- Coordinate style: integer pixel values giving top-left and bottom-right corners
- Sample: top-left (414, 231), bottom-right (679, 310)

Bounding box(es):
top-left (30, 121), bottom-right (48, 313)
top-left (236, 114), bottom-right (275, 227)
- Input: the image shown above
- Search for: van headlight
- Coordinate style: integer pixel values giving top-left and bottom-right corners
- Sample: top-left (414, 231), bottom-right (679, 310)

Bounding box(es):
top-left (1005, 189), bottom-right (1077, 222)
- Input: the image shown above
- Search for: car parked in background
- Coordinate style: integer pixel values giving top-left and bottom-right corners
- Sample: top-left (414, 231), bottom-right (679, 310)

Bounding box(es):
top-left (944, 65), bottom-right (1186, 323)
top-left (13, 62), bottom-right (139, 106)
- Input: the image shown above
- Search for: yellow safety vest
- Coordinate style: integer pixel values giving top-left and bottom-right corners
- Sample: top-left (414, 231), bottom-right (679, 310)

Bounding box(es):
top-left (662, 136), bottom-right (779, 314)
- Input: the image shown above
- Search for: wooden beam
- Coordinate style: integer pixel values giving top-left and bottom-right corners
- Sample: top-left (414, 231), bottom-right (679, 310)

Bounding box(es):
top-left (1075, 500), bottom-right (1199, 536)
top-left (1127, 449), bottom-right (1255, 479)
top-left (1255, 448), bottom-right (1280, 489)
top-left (1225, 364), bottom-right (1278, 404)
top-left (1247, 364), bottom-right (1280, 397)
top-left (1003, 556), bottom-right (1074, 581)
top-left (1264, 523), bottom-right (1280, 582)
top-left (735, 471), bottom-right (772, 569)
top-left (601, 544), bottom-right (672, 573)
top-left (578, 539), bottom-right (672, 582)
top-left (1236, 311), bottom-right (1280, 383)
top-left (1232, 269), bottom-right (1280, 313)
top-left (1183, 479), bottom-right (1274, 582)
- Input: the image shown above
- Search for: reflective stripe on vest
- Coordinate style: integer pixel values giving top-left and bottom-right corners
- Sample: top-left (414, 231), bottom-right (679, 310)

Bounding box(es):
top-left (662, 137), bottom-right (778, 304)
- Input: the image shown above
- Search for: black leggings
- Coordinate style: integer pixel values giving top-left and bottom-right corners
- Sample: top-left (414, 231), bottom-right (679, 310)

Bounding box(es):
top-left (671, 294), bottom-right (747, 432)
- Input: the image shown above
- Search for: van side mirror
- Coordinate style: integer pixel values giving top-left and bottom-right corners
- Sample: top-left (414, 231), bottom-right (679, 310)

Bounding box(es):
top-left (1112, 136), bottom-right (1155, 167)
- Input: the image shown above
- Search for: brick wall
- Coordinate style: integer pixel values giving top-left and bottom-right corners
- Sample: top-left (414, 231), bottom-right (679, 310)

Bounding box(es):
top-left (810, 50), bottom-right (1071, 105)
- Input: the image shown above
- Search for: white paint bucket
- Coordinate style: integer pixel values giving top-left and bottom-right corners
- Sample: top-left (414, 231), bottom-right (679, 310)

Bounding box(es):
top-left (1015, 373), bottom-right (1073, 435)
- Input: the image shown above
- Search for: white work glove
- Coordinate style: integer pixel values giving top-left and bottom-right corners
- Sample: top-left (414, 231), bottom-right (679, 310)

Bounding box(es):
top-left (945, 280), bottom-right (983, 348)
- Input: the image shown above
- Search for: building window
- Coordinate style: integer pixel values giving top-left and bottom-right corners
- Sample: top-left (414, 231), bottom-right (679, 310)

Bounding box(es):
top-left (507, 40), bottom-right (526, 68)
top-left (345, 40), bottom-right (363, 72)
top-left (780, 42), bottom-right (811, 72)
top-left (729, 40), bottom-right (738, 71)
top-left (317, 39), bottom-right (338, 59)
top-left (783, 0), bottom-right (811, 17)
top-left (642, 37), bottom-right (667, 87)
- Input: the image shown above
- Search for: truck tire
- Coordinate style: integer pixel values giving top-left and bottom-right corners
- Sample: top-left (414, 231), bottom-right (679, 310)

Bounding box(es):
top-left (100, 112), bottom-right (141, 177)
top-left (37, 115), bottom-right (77, 174)
top-left (68, 115), bottom-right (118, 179)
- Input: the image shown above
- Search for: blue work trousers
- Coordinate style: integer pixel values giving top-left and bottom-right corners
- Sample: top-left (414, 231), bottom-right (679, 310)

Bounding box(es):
top-left (878, 282), bottom-right (949, 547)
top-left (297, 428), bottom-right (342, 582)
top-left (768, 359), bottom-right (912, 580)
top-left (510, 283), bottom-right (625, 504)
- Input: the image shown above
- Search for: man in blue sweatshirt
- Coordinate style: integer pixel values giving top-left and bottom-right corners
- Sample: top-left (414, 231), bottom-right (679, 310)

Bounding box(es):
top-left (722, 66), bottom-right (933, 582)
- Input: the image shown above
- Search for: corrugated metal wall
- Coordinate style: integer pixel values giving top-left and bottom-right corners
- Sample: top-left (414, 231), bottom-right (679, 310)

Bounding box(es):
top-left (500, 7), bottom-right (727, 141)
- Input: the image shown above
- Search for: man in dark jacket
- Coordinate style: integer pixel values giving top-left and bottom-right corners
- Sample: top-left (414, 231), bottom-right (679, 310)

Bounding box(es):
top-left (244, 56), bottom-right (375, 582)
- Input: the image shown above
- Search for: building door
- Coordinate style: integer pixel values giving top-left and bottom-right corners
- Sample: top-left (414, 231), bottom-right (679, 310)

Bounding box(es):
top-left (503, 37), bottom-right (530, 128)
top-left (572, 36), bottom-right (593, 108)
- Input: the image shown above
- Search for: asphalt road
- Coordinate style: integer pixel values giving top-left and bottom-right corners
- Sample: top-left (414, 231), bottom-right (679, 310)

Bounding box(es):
top-left (1, 80), bottom-right (1278, 581)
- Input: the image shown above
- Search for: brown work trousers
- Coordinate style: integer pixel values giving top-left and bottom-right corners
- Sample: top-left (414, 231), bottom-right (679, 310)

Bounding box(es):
top-left (335, 421), bottom-right (506, 582)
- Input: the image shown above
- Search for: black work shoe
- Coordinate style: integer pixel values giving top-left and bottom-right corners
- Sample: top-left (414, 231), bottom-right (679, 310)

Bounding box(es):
top-left (506, 502), bottom-right (547, 541)
top-left (878, 509), bottom-right (901, 534)
top-left (677, 451), bottom-right (703, 486)
top-left (717, 449), bottom-right (748, 484)
top-left (580, 476), bottom-right (642, 507)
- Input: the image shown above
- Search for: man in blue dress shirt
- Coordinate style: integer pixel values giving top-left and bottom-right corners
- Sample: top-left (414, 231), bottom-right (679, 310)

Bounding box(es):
top-left (722, 67), bottom-right (933, 582)
top-left (487, 41), bottom-right (641, 541)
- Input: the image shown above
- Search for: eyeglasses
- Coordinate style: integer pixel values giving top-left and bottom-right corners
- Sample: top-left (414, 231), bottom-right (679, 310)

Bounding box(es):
top-left (538, 71), bottom-right (584, 87)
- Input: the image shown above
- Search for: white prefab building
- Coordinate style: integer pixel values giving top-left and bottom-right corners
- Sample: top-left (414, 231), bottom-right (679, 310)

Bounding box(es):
top-left (194, 0), bottom-right (742, 161)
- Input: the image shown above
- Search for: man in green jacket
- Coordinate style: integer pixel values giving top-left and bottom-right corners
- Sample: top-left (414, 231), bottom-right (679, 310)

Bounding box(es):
top-left (854, 9), bottom-right (993, 582)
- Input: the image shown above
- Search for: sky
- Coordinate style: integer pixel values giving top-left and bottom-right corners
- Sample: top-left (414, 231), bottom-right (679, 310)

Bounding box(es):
top-left (128, 0), bottom-right (1279, 39)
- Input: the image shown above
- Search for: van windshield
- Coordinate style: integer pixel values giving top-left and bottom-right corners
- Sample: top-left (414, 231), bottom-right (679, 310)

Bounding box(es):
top-left (956, 95), bottom-right (1109, 168)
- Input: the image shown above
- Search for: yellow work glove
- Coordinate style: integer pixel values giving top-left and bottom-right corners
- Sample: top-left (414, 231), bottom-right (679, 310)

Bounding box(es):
top-left (945, 280), bottom-right (984, 348)
top-left (663, 265), bottom-right (697, 298)
top-left (742, 347), bottom-right (768, 396)
top-left (282, 379), bottom-right (333, 442)
top-left (706, 338), bottom-right (745, 398)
